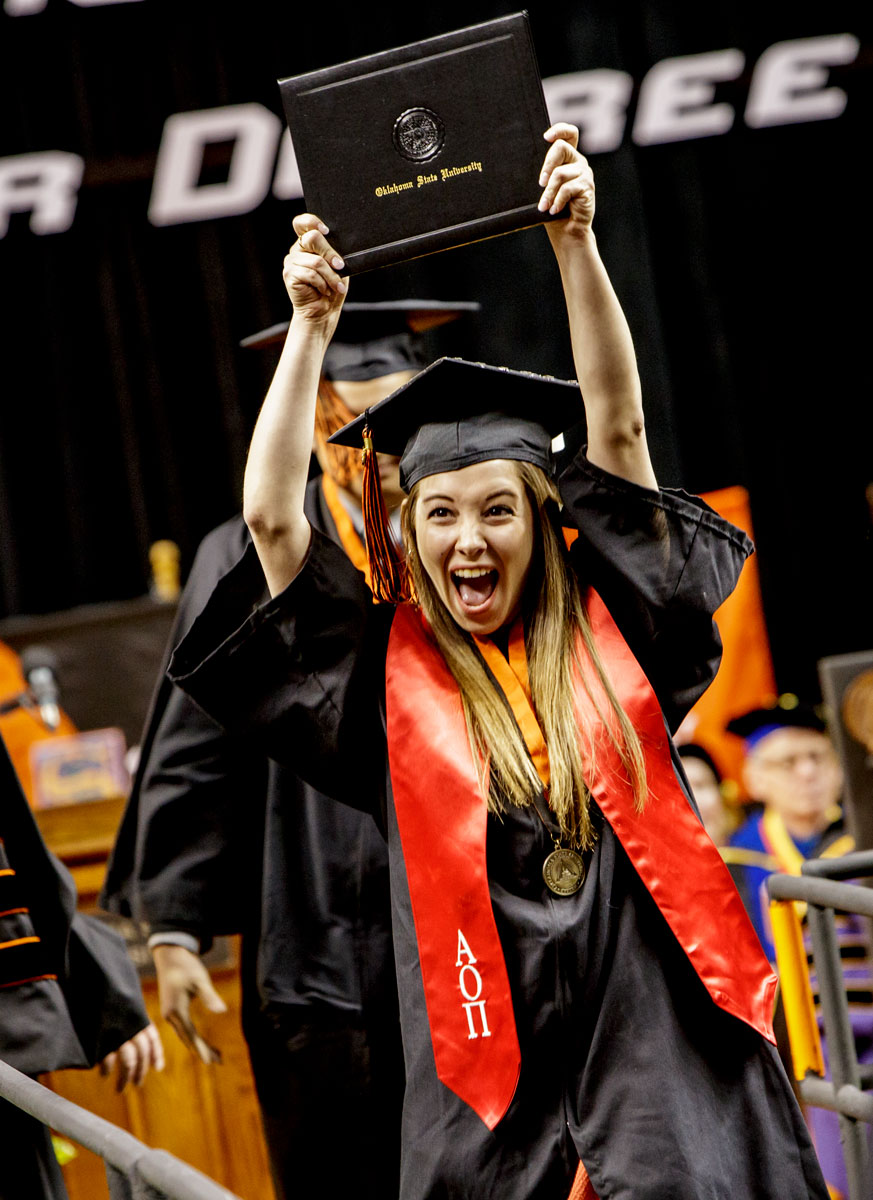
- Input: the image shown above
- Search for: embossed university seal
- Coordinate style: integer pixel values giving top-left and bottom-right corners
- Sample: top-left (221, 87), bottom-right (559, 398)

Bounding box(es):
top-left (392, 107), bottom-right (445, 163)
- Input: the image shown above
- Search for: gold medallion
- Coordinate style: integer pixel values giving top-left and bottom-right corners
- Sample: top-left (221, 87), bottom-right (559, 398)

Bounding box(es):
top-left (542, 847), bottom-right (586, 896)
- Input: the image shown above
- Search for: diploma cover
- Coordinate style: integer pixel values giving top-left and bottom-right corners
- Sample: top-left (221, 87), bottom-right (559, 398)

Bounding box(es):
top-left (278, 12), bottom-right (560, 275)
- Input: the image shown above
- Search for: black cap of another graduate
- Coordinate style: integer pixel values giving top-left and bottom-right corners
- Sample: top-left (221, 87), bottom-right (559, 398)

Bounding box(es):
top-left (240, 300), bottom-right (480, 382)
top-left (328, 357), bottom-right (582, 491)
top-left (726, 695), bottom-right (827, 751)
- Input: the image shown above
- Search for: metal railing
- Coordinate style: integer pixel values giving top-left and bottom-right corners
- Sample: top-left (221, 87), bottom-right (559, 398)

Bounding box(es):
top-left (768, 848), bottom-right (873, 1200)
top-left (0, 1058), bottom-right (244, 1200)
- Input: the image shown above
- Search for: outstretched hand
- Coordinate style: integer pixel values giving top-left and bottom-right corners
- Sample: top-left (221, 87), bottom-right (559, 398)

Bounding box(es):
top-left (98, 1023), bottom-right (165, 1093)
top-left (284, 213), bottom-right (348, 328)
top-left (538, 123), bottom-right (595, 245)
top-left (152, 943), bottom-right (228, 1066)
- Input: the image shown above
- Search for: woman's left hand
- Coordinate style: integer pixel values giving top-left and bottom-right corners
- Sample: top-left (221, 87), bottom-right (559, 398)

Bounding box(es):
top-left (538, 123), bottom-right (595, 243)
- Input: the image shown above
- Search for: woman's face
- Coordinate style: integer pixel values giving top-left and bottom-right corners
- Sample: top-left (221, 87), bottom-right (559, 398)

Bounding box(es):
top-left (682, 756), bottom-right (730, 845)
top-left (412, 459), bottom-right (535, 636)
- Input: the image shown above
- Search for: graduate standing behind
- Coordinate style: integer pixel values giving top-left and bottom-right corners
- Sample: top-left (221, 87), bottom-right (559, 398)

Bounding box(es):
top-left (167, 125), bottom-right (828, 1198)
top-left (101, 299), bottom-right (476, 1200)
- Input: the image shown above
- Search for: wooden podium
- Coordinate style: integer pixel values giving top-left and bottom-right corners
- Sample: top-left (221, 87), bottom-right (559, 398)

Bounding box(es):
top-left (36, 796), bottom-right (275, 1200)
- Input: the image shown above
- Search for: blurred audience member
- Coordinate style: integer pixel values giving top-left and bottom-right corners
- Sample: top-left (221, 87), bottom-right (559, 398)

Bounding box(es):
top-left (677, 742), bottom-right (736, 846)
top-left (723, 697), bottom-right (871, 1200)
top-left (723, 698), bottom-right (848, 954)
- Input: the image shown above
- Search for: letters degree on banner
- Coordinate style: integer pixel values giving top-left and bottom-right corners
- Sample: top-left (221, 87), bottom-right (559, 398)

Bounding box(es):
top-left (0, 34), bottom-right (859, 238)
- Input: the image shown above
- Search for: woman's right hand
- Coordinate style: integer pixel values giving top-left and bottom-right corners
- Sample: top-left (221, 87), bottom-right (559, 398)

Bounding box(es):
top-left (285, 213), bottom-right (348, 327)
top-left (244, 215), bottom-right (345, 595)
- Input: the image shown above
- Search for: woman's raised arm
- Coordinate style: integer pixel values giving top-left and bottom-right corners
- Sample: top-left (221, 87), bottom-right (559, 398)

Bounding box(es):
top-left (242, 215), bottom-right (348, 596)
top-left (539, 124), bottom-right (657, 490)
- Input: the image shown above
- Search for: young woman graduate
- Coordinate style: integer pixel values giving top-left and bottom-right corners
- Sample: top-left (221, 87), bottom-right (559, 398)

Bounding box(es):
top-left (168, 125), bottom-right (829, 1199)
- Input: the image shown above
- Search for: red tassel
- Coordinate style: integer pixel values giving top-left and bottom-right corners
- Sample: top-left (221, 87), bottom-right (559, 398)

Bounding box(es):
top-left (361, 426), bottom-right (412, 604)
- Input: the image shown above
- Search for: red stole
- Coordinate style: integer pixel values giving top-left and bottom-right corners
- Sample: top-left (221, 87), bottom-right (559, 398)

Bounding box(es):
top-left (385, 594), bottom-right (776, 1130)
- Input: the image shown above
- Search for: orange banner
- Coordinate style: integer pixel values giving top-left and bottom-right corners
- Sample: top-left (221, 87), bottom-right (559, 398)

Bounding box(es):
top-left (677, 486), bottom-right (777, 800)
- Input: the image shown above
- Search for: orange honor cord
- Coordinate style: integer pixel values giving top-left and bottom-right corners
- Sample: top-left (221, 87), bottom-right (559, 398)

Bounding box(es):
top-left (320, 475), bottom-right (371, 585)
top-left (568, 1161), bottom-right (599, 1200)
top-left (474, 620), bottom-right (550, 789)
top-left (360, 425), bottom-right (411, 604)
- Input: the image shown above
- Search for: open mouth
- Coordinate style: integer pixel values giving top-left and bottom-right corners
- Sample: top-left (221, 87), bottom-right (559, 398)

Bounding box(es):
top-left (452, 567), bottom-right (498, 608)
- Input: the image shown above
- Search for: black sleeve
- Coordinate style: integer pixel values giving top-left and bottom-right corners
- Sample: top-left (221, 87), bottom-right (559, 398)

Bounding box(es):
top-left (0, 736), bottom-right (149, 1067)
top-left (558, 451), bottom-right (754, 730)
top-left (169, 530), bottom-right (389, 816)
top-left (115, 677), bottom-right (267, 940)
top-left (62, 914), bottom-right (150, 1064)
top-left (100, 518), bottom-right (266, 941)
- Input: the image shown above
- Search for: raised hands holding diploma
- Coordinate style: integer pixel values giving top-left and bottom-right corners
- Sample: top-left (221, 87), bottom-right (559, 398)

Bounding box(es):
top-left (244, 124), bottom-right (653, 600)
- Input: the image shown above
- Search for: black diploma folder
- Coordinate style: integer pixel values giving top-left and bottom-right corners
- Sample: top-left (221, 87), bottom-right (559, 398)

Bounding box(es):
top-left (278, 12), bottom-right (560, 275)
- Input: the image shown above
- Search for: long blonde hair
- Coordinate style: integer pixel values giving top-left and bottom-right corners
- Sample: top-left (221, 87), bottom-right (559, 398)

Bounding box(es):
top-left (401, 461), bottom-right (647, 849)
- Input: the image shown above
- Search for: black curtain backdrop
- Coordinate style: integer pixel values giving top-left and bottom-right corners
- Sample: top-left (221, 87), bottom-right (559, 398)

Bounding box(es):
top-left (1, 0), bottom-right (871, 699)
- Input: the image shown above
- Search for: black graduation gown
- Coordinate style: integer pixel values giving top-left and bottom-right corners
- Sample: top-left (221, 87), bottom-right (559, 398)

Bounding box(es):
top-left (100, 481), bottom-right (402, 1196)
top-left (169, 453), bottom-right (828, 1200)
top-left (1, 734), bottom-right (149, 1199)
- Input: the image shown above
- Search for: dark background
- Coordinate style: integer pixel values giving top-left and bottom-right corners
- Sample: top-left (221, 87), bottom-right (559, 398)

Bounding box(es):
top-left (1, 0), bottom-right (871, 701)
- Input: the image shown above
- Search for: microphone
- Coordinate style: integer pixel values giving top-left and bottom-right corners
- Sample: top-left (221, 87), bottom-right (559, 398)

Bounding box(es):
top-left (20, 645), bottom-right (62, 732)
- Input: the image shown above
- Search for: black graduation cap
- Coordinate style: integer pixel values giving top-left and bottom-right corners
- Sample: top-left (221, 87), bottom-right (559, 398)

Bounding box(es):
top-left (239, 300), bottom-right (480, 382)
top-left (328, 357), bottom-right (582, 491)
top-left (726, 695), bottom-right (827, 749)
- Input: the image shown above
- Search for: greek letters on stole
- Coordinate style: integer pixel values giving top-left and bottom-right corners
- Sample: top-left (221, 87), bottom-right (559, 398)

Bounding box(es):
top-left (385, 593), bottom-right (776, 1129)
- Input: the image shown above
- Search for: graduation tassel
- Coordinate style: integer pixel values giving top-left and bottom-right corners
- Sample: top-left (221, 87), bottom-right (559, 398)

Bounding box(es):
top-left (361, 424), bottom-right (412, 604)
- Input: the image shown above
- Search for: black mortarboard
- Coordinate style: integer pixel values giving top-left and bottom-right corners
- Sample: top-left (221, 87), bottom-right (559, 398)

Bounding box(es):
top-left (328, 357), bottom-right (582, 491)
top-left (240, 300), bottom-right (480, 382)
top-left (726, 696), bottom-right (827, 749)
